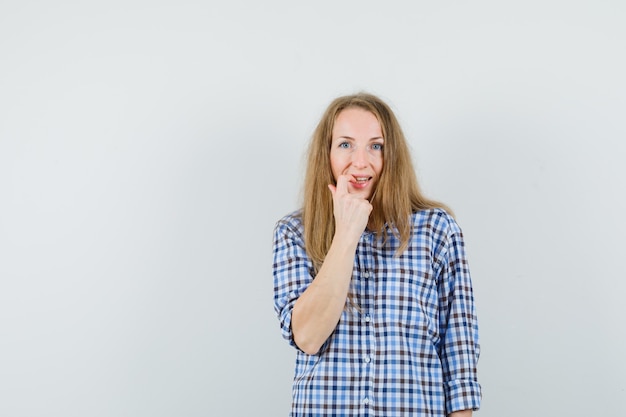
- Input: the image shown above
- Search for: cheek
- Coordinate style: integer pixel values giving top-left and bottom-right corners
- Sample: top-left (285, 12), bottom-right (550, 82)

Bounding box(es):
top-left (375, 156), bottom-right (384, 176)
top-left (329, 154), bottom-right (343, 177)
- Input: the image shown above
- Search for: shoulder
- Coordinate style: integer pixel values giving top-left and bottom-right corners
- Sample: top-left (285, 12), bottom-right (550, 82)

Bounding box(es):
top-left (409, 208), bottom-right (466, 265)
top-left (411, 207), bottom-right (461, 236)
top-left (274, 209), bottom-right (304, 239)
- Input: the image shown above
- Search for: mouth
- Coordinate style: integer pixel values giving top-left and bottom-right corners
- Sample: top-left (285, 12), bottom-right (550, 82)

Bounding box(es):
top-left (350, 175), bottom-right (373, 188)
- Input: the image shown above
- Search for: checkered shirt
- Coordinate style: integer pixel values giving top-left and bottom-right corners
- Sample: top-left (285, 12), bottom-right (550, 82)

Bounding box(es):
top-left (273, 208), bottom-right (481, 416)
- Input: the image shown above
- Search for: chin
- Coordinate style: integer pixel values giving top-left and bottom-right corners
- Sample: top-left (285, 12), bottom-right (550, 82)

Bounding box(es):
top-left (360, 191), bottom-right (374, 200)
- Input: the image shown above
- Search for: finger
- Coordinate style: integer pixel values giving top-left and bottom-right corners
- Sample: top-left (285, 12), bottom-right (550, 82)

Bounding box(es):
top-left (335, 175), bottom-right (350, 196)
top-left (328, 184), bottom-right (336, 196)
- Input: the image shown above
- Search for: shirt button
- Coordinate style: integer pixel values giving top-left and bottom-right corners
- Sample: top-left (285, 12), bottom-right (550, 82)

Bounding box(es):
top-left (363, 398), bottom-right (370, 405)
top-left (364, 314), bottom-right (371, 322)
top-left (363, 271), bottom-right (370, 278)
top-left (364, 355), bottom-right (371, 363)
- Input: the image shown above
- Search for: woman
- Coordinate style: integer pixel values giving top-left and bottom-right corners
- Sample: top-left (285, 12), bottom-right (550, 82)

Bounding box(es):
top-left (272, 93), bottom-right (481, 416)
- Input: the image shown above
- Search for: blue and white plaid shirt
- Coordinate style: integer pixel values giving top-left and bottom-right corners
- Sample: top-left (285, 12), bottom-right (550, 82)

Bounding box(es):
top-left (273, 208), bottom-right (481, 416)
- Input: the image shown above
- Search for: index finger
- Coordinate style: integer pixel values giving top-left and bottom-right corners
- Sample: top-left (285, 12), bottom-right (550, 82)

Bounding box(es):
top-left (334, 175), bottom-right (350, 196)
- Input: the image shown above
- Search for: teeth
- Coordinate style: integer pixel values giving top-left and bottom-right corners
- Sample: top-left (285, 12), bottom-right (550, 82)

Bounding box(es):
top-left (355, 177), bottom-right (368, 183)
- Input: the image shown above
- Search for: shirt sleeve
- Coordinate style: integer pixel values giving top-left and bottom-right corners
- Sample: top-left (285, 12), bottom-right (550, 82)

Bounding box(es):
top-left (272, 218), bottom-right (315, 353)
top-left (436, 217), bottom-right (482, 414)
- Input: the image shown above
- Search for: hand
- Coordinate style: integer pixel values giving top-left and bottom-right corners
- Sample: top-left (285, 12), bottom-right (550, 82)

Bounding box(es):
top-left (328, 175), bottom-right (373, 242)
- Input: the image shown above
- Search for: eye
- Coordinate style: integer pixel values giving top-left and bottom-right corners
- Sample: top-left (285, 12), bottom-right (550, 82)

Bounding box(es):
top-left (338, 142), bottom-right (351, 149)
top-left (371, 143), bottom-right (383, 151)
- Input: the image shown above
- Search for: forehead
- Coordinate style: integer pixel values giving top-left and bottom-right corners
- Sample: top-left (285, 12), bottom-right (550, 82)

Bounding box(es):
top-left (332, 107), bottom-right (382, 137)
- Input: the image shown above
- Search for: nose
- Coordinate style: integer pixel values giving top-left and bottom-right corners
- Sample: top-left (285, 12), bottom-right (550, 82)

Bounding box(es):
top-left (351, 146), bottom-right (368, 168)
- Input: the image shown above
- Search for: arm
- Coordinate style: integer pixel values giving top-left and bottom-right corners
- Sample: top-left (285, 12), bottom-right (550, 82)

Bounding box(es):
top-left (291, 175), bottom-right (372, 354)
top-left (437, 217), bottom-right (482, 414)
top-left (449, 410), bottom-right (472, 417)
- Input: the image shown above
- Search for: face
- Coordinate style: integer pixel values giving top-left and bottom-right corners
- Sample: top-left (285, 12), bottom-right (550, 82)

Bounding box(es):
top-left (330, 107), bottom-right (384, 200)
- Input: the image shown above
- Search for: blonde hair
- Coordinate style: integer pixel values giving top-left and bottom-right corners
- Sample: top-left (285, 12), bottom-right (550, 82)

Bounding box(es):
top-left (301, 92), bottom-right (451, 273)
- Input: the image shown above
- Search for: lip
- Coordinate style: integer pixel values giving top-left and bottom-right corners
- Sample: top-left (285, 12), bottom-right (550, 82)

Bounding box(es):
top-left (349, 175), bottom-right (373, 189)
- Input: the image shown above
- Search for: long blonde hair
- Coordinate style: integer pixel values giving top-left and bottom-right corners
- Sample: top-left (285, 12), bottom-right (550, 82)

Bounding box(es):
top-left (301, 93), bottom-right (451, 273)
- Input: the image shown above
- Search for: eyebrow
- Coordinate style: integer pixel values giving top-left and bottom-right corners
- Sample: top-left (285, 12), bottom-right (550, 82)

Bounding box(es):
top-left (335, 136), bottom-right (384, 141)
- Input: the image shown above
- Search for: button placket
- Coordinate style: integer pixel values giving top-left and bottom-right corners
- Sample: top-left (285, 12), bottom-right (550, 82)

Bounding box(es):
top-left (357, 233), bottom-right (376, 413)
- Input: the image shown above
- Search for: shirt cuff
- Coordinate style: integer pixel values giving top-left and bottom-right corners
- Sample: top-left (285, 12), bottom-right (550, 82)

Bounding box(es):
top-left (445, 379), bottom-right (482, 414)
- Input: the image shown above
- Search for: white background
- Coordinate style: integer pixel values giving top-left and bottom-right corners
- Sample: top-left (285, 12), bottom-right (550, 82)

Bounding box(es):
top-left (1, 1), bottom-right (625, 416)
